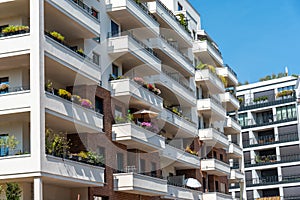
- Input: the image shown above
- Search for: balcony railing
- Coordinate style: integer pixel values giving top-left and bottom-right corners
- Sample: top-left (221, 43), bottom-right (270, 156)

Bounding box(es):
top-left (45, 90), bottom-right (102, 115)
top-left (231, 162), bottom-right (240, 169)
top-left (0, 86), bottom-right (30, 95)
top-left (68, 0), bottom-right (99, 19)
top-left (156, 0), bottom-right (191, 35)
top-left (247, 175), bottom-right (279, 187)
top-left (130, 0), bottom-right (158, 22)
top-left (45, 32), bottom-right (95, 64)
top-left (161, 67), bottom-right (194, 93)
top-left (243, 132), bottom-right (299, 148)
top-left (241, 116), bottom-right (297, 129)
top-left (245, 154), bottom-right (300, 167)
top-left (224, 64), bottom-right (237, 78)
top-left (0, 28), bottom-right (30, 38)
top-left (247, 174), bottom-right (300, 187)
top-left (229, 183), bottom-right (240, 189)
top-left (159, 35), bottom-right (193, 65)
top-left (114, 165), bottom-right (162, 179)
top-left (107, 31), bottom-right (159, 60)
top-left (239, 96), bottom-right (296, 111)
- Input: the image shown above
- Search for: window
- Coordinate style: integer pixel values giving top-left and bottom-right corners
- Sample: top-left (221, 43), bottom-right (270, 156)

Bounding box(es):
top-left (95, 97), bottom-right (104, 114)
top-left (112, 64), bottom-right (119, 77)
top-left (277, 105), bottom-right (296, 121)
top-left (93, 52), bottom-right (100, 65)
top-left (213, 151), bottom-right (217, 158)
top-left (111, 20), bottom-right (119, 37)
top-left (98, 146), bottom-right (105, 164)
top-left (91, 8), bottom-right (99, 19)
top-left (150, 162), bottom-right (157, 177)
top-left (140, 159), bottom-right (146, 174)
top-left (177, 2), bottom-right (183, 11)
top-left (115, 105), bottom-right (122, 118)
top-left (215, 181), bottom-right (219, 192)
top-left (116, 153), bottom-right (124, 172)
top-left (278, 85), bottom-right (295, 93)
top-left (220, 154), bottom-right (224, 161)
top-left (238, 113), bottom-right (248, 127)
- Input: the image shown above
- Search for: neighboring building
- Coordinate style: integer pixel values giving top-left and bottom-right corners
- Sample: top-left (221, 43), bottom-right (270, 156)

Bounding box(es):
top-left (0, 0), bottom-right (241, 199)
top-left (237, 76), bottom-right (300, 200)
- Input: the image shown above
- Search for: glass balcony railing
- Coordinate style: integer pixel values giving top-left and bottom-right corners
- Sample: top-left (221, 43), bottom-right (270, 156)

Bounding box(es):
top-left (241, 115), bottom-right (297, 129)
top-left (45, 31), bottom-right (95, 64)
top-left (247, 175), bottom-right (279, 187)
top-left (239, 96), bottom-right (296, 111)
top-left (243, 132), bottom-right (299, 148)
top-left (245, 154), bottom-right (300, 167)
top-left (68, 0), bottom-right (99, 19)
top-left (107, 31), bottom-right (159, 60)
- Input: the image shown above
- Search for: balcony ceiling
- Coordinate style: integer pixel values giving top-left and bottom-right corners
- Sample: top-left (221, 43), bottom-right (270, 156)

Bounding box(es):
top-left (45, 2), bottom-right (95, 40)
top-left (0, 0), bottom-right (28, 19)
top-left (45, 57), bottom-right (95, 87)
top-left (0, 54), bottom-right (29, 70)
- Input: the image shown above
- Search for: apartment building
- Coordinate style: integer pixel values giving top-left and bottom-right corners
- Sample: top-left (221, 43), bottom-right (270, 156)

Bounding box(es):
top-left (237, 76), bottom-right (300, 200)
top-left (0, 0), bottom-right (241, 199)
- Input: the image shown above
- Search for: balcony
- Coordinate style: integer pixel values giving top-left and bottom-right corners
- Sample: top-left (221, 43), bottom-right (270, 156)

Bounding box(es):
top-left (201, 158), bottom-right (231, 176)
top-left (106, 0), bottom-right (159, 37)
top-left (0, 31), bottom-right (30, 55)
top-left (147, 70), bottom-right (196, 106)
top-left (113, 172), bottom-right (168, 196)
top-left (224, 117), bottom-right (241, 135)
top-left (239, 96), bottom-right (296, 111)
top-left (148, 0), bottom-right (193, 47)
top-left (243, 132), bottom-right (298, 148)
top-left (195, 69), bottom-right (225, 94)
top-left (193, 34), bottom-right (223, 67)
top-left (45, 0), bottom-right (100, 37)
top-left (43, 155), bottom-right (105, 186)
top-left (216, 65), bottom-right (238, 87)
top-left (160, 144), bottom-right (200, 169)
top-left (198, 128), bottom-right (229, 149)
top-left (221, 92), bottom-right (240, 112)
top-left (107, 34), bottom-right (161, 75)
top-left (230, 169), bottom-right (244, 182)
top-left (245, 154), bottom-right (300, 168)
top-left (44, 34), bottom-right (100, 82)
top-left (202, 192), bottom-right (232, 200)
top-left (160, 108), bottom-right (197, 138)
top-left (110, 78), bottom-right (163, 110)
top-left (197, 97), bottom-right (226, 121)
top-left (112, 122), bottom-right (165, 152)
top-left (242, 116), bottom-right (297, 129)
top-left (246, 175), bottom-right (279, 187)
top-left (228, 143), bottom-right (243, 158)
top-left (150, 37), bottom-right (194, 76)
top-left (163, 185), bottom-right (202, 200)
top-left (0, 86), bottom-right (30, 113)
top-left (45, 92), bottom-right (103, 132)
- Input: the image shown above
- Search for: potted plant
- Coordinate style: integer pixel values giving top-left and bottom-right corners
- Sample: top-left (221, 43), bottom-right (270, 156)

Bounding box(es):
top-left (45, 80), bottom-right (53, 93)
top-left (0, 136), bottom-right (18, 157)
top-left (5, 182), bottom-right (22, 200)
top-left (45, 129), bottom-right (70, 158)
top-left (71, 95), bottom-right (82, 104)
top-left (49, 31), bottom-right (65, 43)
top-left (86, 151), bottom-right (104, 166)
top-left (76, 48), bottom-right (85, 57)
top-left (81, 99), bottom-right (93, 109)
top-left (58, 89), bottom-right (71, 100)
top-left (77, 151), bottom-right (88, 162)
top-left (133, 77), bottom-right (145, 85)
top-left (0, 83), bottom-right (9, 94)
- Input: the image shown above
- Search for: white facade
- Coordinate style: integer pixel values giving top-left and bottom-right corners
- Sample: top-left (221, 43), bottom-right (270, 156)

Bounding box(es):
top-left (0, 0), bottom-right (240, 199)
top-left (237, 76), bottom-right (300, 200)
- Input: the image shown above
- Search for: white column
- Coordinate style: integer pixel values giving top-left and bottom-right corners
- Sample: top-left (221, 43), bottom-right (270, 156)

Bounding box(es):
top-left (274, 126), bottom-right (279, 142)
top-left (279, 186), bottom-right (284, 199)
top-left (30, 0), bottom-right (45, 167)
top-left (34, 177), bottom-right (43, 200)
top-left (277, 166), bottom-right (282, 181)
top-left (276, 146), bottom-right (281, 161)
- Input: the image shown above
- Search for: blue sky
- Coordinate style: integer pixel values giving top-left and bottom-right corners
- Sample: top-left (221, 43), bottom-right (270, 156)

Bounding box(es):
top-left (190, 0), bottom-right (300, 83)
